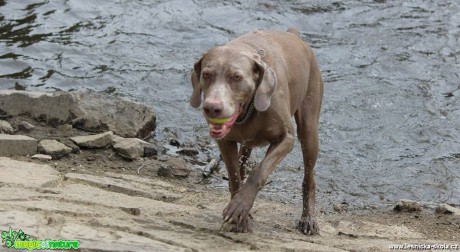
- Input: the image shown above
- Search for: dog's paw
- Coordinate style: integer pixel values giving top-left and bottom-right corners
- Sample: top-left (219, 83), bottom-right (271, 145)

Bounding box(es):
top-left (222, 191), bottom-right (254, 226)
top-left (297, 216), bottom-right (319, 235)
top-left (221, 217), bottom-right (252, 233)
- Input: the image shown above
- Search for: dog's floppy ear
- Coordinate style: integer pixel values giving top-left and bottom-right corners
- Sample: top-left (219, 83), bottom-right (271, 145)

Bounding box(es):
top-left (190, 58), bottom-right (203, 108)
top-left (253, 57), bottom-right (277, 112)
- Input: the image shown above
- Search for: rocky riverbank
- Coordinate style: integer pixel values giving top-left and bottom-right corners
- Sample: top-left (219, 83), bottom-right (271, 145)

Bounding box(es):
top-left (1, 91), bottom-right (459, 251)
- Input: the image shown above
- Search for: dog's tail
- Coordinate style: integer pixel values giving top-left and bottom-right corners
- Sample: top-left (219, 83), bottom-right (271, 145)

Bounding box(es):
top-left (287, 27), bottom-right (300, 37)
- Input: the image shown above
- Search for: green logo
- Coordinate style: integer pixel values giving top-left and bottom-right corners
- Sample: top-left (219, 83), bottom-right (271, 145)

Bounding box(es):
top-left (1, 227), bottom-right (30, 248)
top-left (1, 227), bottom-right (79, 250)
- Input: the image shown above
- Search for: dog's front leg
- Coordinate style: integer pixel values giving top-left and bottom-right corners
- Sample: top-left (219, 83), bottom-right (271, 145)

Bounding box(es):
top-left (223, 128), bottom-right (295, 232)
top-left (218, 139), bottom-right (251, 232)
top-left (217, 140), bottom-right (241, 198)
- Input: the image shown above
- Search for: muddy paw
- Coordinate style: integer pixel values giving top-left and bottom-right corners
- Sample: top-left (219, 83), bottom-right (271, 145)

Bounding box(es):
top-left (222, 192), bottom-right (254, 225)
top-left (297, 216), bottom-right (319, 235)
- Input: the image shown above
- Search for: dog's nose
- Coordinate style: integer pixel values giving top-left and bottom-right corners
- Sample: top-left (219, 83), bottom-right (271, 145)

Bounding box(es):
top-left (203, 100), bottom-right (223, 118)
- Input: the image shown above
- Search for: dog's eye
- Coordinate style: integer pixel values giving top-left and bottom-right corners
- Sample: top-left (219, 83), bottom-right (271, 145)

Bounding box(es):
top-left (233, 75), bottom-right (242, 81)
top-left (202, 72), bottom-right (210, 79)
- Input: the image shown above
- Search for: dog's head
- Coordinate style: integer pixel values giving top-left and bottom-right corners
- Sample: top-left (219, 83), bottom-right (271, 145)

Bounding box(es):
top-left (190, 46), bottom-right (277, 139)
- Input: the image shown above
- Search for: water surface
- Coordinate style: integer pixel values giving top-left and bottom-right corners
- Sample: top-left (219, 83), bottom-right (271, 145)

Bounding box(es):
top-left (1, 0), bottom-right (459, 209)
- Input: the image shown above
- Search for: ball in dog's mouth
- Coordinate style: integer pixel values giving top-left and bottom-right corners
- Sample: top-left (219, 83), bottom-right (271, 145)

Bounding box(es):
top-left (207, 106), bottom-right (241, 139)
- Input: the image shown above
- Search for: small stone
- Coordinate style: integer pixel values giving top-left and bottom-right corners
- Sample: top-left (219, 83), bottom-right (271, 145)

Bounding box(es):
top-left (70, 131), bottom-right (113, 148)
top-left (113, 137), bottom-right (148, 160)
top-left (333, 202), bottom-right (349, 212)
top-left (0, 120), bottom-right (14, 134)
top-left (177, 147), bottom-right (199, 156)
top-left (38, 139), bottom-right (72, 159)
top-left (18, 121), bottom-right (36, 132)
top-left (158, 165), bottom-right (172, 178)
top-left (32, 154), bottom-right (53, 160)
top-left (167, 157), bottom-right (191, 178)
top-left (169, 139), bottom-right (180, 147)
top-left (435, 203), bottom-right (460, 216)
top-left (57, 124), bottom-right (74, 135)
top-left (143, 145), bottom-right (158, 158)
top-left (119, 207), bottom-right (141, 216)
top-left (394, 199), bottom-right (422, 212)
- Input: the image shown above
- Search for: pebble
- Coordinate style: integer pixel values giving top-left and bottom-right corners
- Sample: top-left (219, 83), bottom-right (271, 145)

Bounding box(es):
top-left (18, 121), bottom-right (36, 132)
top-left (394, 199), bottom-right (422, 212)
top-left (177, 147), bottom-right (199, 156)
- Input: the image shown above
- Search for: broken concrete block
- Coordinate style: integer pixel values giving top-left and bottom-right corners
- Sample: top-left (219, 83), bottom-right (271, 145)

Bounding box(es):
top-left (0, 90), bottom-right (155, 137)
top-left (0, 90), bottom-right (80, 126)
top-left (70, 131), bottom-right (113, 148)
top-left (0, 134), bottom-right (37, 156)
top-left (38, 139), bottom-right (72, 159)
top-left (70, 91), bottom-right (156, 138)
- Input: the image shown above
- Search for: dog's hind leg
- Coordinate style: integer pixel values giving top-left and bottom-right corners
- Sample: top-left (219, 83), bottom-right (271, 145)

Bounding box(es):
top-left (294, 58), bottom-right (323, 235)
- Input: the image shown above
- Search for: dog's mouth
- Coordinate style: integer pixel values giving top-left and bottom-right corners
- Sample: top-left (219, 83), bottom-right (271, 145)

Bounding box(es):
top-left (206, 105), bottom-right (242, 139)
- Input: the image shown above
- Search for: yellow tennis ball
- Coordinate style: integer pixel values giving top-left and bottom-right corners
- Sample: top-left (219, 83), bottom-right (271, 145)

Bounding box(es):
top-left (208, 117), bottom-right (230, 124)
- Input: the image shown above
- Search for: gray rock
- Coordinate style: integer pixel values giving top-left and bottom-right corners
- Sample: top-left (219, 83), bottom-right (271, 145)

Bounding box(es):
top-left (0, 157), bottom-right (59, 187)
top-left (18, 121), bottom-right (36, 132)
top-left (31, 154), bottom-right (53, 160)
top-left (71, 91), bottom-right (156, 138)
top-left (435, 203), bottom-right (460, 216)
top-left (113, 137), bottom-right (146, 160)
top-left (0, 120), bottom-right (14, 134)
top-left (0, 90), bottom-right (81, 126)
top-left (38, 139), bottom-right (72, 159)
top-left (0, 134), bottom-right (37, 156)
top-left (0, 90), bottom-right (156, 138)
top-left (70, 131), bottom-right (113, 148)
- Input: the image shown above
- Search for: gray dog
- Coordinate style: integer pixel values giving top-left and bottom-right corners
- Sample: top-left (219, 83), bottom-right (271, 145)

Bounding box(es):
top-left (190, 27), bottom-right (323, 235)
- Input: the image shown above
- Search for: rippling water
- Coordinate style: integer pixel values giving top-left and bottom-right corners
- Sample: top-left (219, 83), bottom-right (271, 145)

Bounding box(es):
top-left (1, 0), bottom-right (459, 208)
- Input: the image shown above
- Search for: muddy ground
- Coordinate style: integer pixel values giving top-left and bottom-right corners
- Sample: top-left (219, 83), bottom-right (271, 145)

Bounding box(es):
top-left (1, 116), bottom-right (459, 251)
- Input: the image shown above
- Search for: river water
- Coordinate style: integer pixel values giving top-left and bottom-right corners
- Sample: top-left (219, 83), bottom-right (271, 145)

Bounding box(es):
top-left (1, 0), bottom-right (459, 209)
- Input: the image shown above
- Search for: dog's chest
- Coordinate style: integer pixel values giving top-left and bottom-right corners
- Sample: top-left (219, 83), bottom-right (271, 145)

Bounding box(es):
top-left (224, 126), bottom-right (275, 148)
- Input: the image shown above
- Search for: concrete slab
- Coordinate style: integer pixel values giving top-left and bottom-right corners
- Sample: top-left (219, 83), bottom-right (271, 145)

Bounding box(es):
top-left (0, 157), bottom-right (59, 187)
top-left (64, 172), bottom-right (182, 202)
